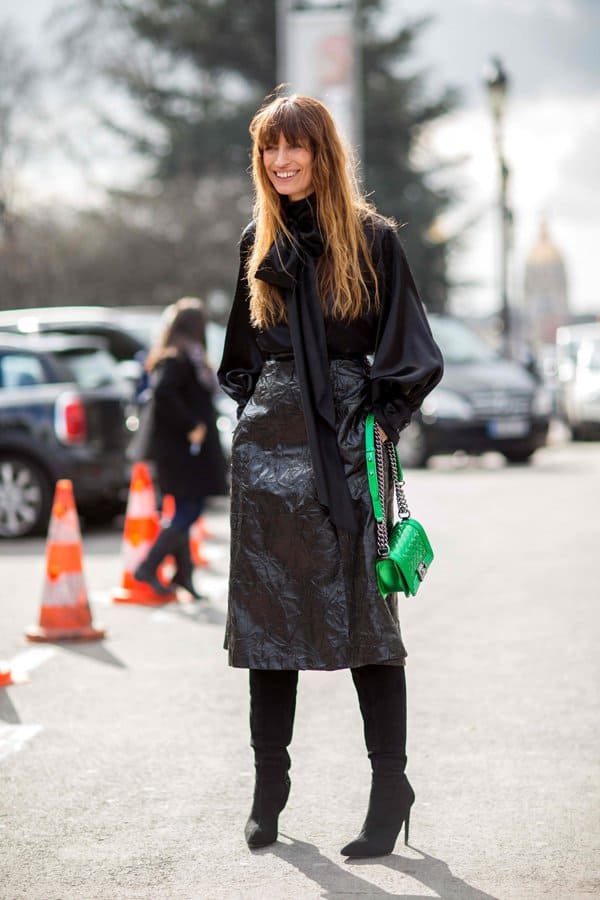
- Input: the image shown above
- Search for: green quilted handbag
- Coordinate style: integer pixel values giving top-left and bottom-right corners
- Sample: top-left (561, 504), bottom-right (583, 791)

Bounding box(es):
top-left (365, 412), bottom-right (434, 599)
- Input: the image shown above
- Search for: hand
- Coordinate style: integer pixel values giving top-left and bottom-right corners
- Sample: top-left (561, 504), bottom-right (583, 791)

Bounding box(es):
top-left (376, 423), bottom-right (389, 442)
top-left (187, 423), bottom-right (207, 445)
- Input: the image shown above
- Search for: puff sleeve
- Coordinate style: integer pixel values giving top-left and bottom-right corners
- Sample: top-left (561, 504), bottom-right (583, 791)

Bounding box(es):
top-left (370, 226), bottom-right (444, 443)
top-left (217, 226), bottom-right (264, 418)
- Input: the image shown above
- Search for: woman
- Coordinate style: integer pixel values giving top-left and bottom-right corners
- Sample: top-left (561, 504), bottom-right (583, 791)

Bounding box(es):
top-left (134, 297), bottom-right (227, 598)
top-left (218, 94), bottom-right (443, 856)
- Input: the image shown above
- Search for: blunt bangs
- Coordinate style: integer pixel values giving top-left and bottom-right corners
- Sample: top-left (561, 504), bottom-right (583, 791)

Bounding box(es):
top-left (254, 100), bottom-right (315, 152)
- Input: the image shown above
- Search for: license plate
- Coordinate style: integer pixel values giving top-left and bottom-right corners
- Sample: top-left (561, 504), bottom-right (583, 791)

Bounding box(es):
top-left (486, 418), bottom-right (531, 438)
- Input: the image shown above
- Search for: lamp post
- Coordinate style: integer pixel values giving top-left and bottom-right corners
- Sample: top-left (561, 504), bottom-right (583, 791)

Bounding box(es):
top-left (484, 56), bottom-right (512, 356)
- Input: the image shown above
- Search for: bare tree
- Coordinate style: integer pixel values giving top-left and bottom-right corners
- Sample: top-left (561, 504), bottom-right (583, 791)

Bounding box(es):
top-left (0, 22), bottom-right (39, 233)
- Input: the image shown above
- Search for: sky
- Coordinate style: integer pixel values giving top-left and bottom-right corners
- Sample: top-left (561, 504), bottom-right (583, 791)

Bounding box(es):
top-left (395, 0), bottom-right (600, 318)
top-left (3, 0), bottom-right (600, 318)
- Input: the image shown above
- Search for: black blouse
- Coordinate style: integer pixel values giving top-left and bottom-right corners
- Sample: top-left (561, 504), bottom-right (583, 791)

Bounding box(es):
top-left (218, 199), bottom-right (444, 445)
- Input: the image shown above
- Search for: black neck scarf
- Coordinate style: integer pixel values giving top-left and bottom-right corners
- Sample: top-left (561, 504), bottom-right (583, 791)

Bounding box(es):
top-left (255, 196), bottom-right (358, 534)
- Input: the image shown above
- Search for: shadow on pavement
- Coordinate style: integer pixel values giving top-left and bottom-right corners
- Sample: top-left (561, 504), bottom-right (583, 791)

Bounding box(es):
top-left (54, 641), bottom-right (127, 669)
top-left (163, 600), bottom-right (227, 627)
top-left (349, 847), bottom-right (500, 900)
top-left (267, 835), bottom-right (499, 900)
top-left (0, 691), bottom-right (21, 724)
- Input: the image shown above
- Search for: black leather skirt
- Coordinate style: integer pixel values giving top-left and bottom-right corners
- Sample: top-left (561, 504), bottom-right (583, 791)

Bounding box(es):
top-left (225, 358), bottom-right (406, 670)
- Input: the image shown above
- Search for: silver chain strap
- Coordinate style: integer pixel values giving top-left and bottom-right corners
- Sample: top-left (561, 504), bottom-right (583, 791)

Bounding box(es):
top-left (373, 424), bottom-right (411, 558)
top-left (386, 440), bottom-right (411, 519)
top-left (373, 421), bottom-right (389, 557)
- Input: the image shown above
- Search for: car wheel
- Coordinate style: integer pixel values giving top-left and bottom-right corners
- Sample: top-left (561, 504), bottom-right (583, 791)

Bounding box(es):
top-left (503, 449), bottom-right (535, 465)
top-left (397, 420), bottom-right (429, 468)
top-left (0, 455), bottom-right (53, 538)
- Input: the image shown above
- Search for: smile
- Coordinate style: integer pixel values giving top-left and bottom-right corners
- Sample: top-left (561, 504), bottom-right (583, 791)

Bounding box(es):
top-left (275, 170), bottom-right (300, 179)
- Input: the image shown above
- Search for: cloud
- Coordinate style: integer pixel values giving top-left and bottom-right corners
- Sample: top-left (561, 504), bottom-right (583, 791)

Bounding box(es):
top-left (549, 105), bottom-right (600, 222)
top-left (421, 90), bottom-right (600, 314)
top-left (399, 0), bottom-right (600, 103)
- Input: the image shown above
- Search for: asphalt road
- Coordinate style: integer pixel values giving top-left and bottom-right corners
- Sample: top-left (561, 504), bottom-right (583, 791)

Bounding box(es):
top-left (1, 439), bottom-right (599, 900)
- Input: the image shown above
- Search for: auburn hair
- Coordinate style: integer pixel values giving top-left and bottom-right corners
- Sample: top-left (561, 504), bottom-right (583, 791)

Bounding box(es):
top-left (247, 92), bottom-right (388, 328)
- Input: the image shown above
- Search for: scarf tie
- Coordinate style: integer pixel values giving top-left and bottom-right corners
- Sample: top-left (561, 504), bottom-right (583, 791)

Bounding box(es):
top-left (255, 199), bottom-right (358, 534)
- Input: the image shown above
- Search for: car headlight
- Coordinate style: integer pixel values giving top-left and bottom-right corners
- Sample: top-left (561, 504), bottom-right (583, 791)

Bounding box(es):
top-left (532, 387), bottom-right (553, 417)
top-left (421, 389), bottom-right (474, 421)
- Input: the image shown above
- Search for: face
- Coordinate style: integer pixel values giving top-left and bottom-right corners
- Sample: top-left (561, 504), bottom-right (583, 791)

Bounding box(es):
top-left (262, 133), bottom-right (314, 201)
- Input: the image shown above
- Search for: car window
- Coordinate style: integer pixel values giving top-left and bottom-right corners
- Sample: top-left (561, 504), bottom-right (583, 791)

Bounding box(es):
top-left (56, 348), bottom-right (118, 389)
top-left (0, 353), bottom-right (47, 388)
top-left (430, 317), bottom-right (498, 365)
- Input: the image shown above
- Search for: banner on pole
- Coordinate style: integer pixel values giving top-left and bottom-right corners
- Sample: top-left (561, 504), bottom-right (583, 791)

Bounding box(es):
top-left (283, 3), bottom-right (357, 147)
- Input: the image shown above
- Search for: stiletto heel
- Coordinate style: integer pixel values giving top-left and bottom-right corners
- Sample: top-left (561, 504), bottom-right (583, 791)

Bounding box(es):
top-left (341, 774), bottom-right (415, 858)
top-left (245, 772), bottom-right (291, 848)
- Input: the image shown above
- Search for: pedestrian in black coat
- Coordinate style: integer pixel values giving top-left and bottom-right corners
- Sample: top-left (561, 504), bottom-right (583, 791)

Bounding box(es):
top-left (135, 297), bottom-right (227, 599)
top-left (218, 93), bottom-right (444, 857)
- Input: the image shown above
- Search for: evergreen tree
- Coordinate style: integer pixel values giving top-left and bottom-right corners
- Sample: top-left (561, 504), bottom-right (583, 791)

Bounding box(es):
top-left (61, 0), bottom-right (458, 311)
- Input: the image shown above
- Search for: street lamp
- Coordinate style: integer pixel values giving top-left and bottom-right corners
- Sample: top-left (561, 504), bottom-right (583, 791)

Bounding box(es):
top-left (484, 56), bottom-right (512, 356)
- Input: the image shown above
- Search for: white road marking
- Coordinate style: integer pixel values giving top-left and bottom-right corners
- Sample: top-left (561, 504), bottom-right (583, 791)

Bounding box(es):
top-left (0, 724), bottom-right (43, 762)
top-left (0, 649), bottom-right (53, 762)
top-left (9, 647), bottom-right (56, 677)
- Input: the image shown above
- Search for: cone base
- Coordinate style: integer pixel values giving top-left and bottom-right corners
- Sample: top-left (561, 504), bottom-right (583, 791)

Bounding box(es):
top-left (25, 625), bottom-right (106, 643)
top-left (111, 587), bottom-right (177, 606)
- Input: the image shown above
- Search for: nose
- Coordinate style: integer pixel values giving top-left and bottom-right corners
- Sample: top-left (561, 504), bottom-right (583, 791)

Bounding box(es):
top-left (274, 143), bottom-right (290, 166)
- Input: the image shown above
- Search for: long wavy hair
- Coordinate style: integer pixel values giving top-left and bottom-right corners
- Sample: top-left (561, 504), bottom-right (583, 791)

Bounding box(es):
top-left (146, 297), bottom-right (208, 372)
top-left (247, 92), bottom-right (387, 328)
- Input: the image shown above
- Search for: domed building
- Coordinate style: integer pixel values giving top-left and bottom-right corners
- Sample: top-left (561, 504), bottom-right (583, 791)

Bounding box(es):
top-left (524, 218), bottom-right (569, 346)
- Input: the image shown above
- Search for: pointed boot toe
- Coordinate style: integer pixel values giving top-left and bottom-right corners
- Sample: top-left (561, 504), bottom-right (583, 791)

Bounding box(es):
top-left (341, 775), bottom-right (414, 858)
top-left (244, 774), bottom-right (290, 850)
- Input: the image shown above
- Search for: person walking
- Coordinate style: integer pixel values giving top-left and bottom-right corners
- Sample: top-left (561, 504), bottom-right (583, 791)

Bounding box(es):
top-left (134, 297), bottom-right (227, 599)
top-left (218, 93), bottom-right (444, 857)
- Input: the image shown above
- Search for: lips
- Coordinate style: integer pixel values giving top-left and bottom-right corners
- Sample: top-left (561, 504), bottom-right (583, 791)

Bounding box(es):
top-left (275, 170), bottom-right (300, 180)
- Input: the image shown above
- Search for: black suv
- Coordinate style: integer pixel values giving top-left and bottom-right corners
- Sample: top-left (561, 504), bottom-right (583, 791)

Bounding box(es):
top-left (0, 333), bottom-right (133, 537)
top-left (398, 315), bottom-right (553, 466)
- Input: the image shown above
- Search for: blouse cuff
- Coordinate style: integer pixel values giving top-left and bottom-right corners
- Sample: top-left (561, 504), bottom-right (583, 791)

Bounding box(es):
top-left (372, 398), bottom-right (412, 445)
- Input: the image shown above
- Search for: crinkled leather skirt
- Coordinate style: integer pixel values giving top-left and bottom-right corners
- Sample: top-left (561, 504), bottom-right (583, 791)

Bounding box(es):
top-left (225, 358), bottom-right (406, 670)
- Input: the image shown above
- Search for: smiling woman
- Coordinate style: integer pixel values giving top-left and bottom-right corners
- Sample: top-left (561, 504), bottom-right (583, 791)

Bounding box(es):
top-left (218, 92), bottom-right (443, 857)
top-left (263, 134), bottom-right (314, 201)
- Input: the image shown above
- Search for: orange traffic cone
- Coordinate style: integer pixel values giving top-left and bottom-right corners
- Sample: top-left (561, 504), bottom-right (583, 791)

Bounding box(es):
top-left (161, 494), bottom-right (176, 522)
top-left (112, 463), bottom-right (177, 605)
top-left (0, 662), bottom-right (27, 687)
top-left (26, 480), bottom-right (105, 642)
top-left (190, 516), bottom-right (209, 568)
top-left (196, 516), bottom-right (214, 540)
top-left (0, 664), bottom-right (15, 687)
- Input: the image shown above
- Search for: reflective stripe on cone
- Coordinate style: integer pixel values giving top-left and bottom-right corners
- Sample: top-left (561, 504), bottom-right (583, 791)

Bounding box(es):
top-left (25, 479), bottom-right (105, 643)
top-left (112, 462), bottom-right (176, 605)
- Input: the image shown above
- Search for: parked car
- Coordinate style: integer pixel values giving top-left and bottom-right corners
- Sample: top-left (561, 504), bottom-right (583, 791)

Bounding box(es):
top-left (0, 305), bottom-right (236, 456)
top-left (397, 315), bottom-right (553, 467)
top-left (556, 322), bottom-right (600, 439)
top-left (0, 333), bottom-right (133, 538)
top-left (0, 304), bottom-right (162, 363)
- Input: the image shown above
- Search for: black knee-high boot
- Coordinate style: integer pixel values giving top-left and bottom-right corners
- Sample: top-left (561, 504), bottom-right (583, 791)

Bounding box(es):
top-left (341, 664), bottom-right (414, 857)
top-left (245, 669), bottom-right (298, 849)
